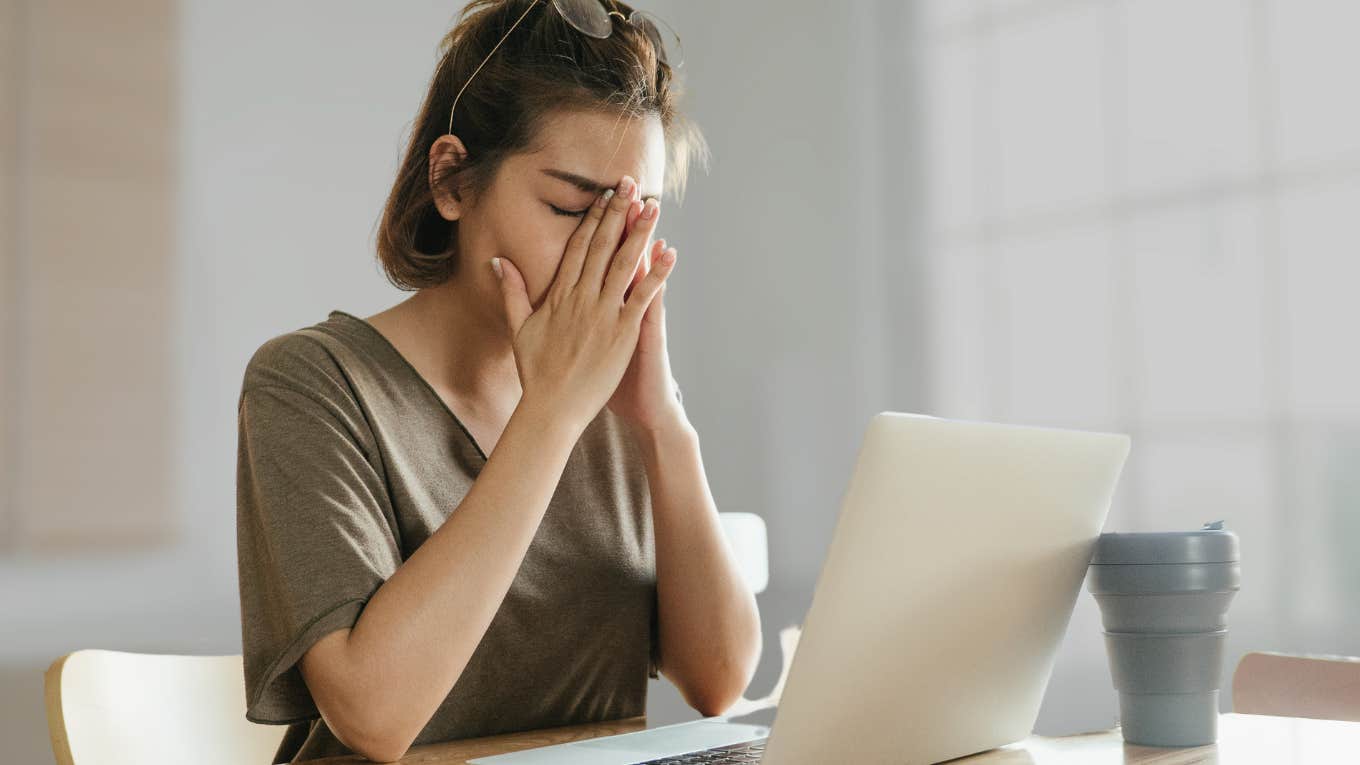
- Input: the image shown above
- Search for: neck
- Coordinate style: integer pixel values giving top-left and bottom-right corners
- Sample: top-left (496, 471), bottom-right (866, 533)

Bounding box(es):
top-left (385, 271), bottom-right (522, 405)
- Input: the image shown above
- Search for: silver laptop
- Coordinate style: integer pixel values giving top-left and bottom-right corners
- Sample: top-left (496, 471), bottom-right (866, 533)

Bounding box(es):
top-left (471, 411), bottom-right (1132, 765)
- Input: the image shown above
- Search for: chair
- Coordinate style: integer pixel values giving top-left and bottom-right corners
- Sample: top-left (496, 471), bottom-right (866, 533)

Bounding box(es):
top-left (44, 650), bottom-right (286, 765)
top-left (718, 511), bottom-right (769, 595)
top-left (44, 513), bottom-right (771, 764)
top-left (1231, 650), bottom-right (1360, 722)
top-left (714, 512), bottom-right (802, 719)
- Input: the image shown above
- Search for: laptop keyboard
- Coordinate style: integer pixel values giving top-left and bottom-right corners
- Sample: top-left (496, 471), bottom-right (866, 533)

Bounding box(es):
top-left (636, 737), bottom-right (767, 764)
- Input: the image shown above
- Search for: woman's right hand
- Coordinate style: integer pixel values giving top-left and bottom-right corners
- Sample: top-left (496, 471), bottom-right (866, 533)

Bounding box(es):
top-left (493, 175), bottom-right (674, 436)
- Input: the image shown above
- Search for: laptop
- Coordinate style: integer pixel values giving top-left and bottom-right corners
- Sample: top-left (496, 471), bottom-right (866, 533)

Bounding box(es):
top-left (470, 411), bottom-right (1132, 765)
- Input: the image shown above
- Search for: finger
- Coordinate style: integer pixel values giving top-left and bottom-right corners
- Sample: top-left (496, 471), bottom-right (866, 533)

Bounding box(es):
top-left (493, 257), bottom-right (532, 337)
top-left (642, 245), bottom-right (667, 326)
top-left (579, 176), bottom-right (638, 294)
top-left (624, 239), bottom-right (664, 303)
top-left (617, 194), bottom-right (642, 253)
top-left (551, 187), bottom-right (612, 300)
top-left (642, 275), bottom-right (665, 329)
top-left (621, 202), bottom-right (642, 276)
top-left (603, 197), bottom-right (660, 303)
top-left (623, 246), bottom-right (677, 323)
top-left (623, 192), bottom-right (642, 241)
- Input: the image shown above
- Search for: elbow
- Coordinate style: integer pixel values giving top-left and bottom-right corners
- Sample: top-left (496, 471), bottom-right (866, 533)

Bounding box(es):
top-left (684, 656), bottom-right (759, 719)
top-left (326, 704), bottom-right (415, 763)
top-left (690, 684), bottom-right (744, 718)
top-left (348, 726), bottom-right (413, 763)
top-left (301, 632), bottom-right (422, 762)
top-left (358, 743), bottom-right (410, 764)
top-left (693, 698), bottom-right (734, 719)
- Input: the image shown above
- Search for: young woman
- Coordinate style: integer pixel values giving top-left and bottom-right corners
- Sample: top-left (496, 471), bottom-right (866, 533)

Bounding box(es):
top-left (234, 1), bottom-right (761, 762)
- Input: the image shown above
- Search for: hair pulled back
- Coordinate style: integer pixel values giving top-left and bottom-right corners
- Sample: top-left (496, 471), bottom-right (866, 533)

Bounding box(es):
top-left (376, 0), bottom-right (709, 290)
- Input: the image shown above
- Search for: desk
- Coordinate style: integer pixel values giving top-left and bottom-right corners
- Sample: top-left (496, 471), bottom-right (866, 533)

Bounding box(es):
top-left (308, 713), bottom-right (1360, 764)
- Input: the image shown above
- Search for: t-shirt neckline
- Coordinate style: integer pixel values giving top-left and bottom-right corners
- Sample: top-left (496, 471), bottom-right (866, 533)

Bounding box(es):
top-left (327, 309), bottom-right (490, 462)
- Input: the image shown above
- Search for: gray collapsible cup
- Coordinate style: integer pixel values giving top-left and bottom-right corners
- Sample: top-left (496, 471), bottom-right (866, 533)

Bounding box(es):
top-left (1086, 521), bottom-right (1240, 747)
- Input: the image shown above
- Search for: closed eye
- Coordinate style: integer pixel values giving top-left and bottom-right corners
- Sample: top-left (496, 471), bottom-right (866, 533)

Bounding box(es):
top-left (549, 203), bottom-right (589, 218)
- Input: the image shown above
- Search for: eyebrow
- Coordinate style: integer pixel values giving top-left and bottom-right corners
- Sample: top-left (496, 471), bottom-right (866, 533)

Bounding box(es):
top-left (540, 167), bottom-right (660, 199)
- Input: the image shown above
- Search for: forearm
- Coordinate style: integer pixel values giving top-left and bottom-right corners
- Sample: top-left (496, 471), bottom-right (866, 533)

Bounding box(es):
top-left (342, 396), bottom-right (580, 753)
top-left (632, 419), bottom-right (763, 716)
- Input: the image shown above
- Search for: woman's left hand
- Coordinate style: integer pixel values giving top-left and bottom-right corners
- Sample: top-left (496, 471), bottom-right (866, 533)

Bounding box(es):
top-left (605, 200), bottom-right (685, 432)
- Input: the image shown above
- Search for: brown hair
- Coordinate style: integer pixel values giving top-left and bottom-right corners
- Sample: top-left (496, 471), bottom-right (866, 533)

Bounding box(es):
top-left (375, 0), bottom-right (709, 291)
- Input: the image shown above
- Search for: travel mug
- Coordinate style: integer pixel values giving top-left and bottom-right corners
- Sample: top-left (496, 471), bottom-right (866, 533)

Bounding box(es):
top-left (1086, 521), bottom-right (1241, 746)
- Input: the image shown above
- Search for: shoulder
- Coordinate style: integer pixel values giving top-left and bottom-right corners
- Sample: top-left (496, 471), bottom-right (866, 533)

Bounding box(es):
top-left (237, 328), bottom-right (383, 457)
top-left (242, 330), bottom-right (340, 393)
top-left (238, 319), bottom-right (368, 421)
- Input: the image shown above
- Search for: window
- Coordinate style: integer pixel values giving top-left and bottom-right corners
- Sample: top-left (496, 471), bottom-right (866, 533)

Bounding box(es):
top-left (921, 0), bottom-right (1360, 722)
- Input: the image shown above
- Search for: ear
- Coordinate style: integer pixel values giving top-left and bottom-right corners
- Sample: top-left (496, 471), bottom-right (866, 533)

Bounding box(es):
top-left (429, 134), bottom-right (471, 220)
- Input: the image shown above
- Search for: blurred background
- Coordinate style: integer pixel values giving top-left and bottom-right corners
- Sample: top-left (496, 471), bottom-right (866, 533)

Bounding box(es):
top-left (3, 0), bottom-right (1358, 762)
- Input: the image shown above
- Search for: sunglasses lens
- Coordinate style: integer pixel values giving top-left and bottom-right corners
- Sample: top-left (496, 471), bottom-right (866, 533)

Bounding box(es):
top-left (553, 0), bottom-right (612, 38)
top-left (629, 10), bottom-right (683, 68)
top-left (550, 1), bottom-right (684, 67)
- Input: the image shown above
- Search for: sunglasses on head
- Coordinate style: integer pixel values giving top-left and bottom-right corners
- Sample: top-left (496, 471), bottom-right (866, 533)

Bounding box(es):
top-left (448, 0), bottom-right (683, 135)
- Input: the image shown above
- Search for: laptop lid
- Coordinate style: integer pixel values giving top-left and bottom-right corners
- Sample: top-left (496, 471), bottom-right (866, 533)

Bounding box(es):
top-left (761, 412), bottom-right (1131, 764)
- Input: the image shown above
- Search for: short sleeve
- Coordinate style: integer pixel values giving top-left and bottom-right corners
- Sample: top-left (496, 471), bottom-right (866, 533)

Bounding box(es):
top-left (236, 341), bottom-right (402, 725)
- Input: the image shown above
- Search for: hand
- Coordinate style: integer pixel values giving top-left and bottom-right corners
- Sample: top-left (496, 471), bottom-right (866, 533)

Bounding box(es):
top-left (606, 204), bottom-right (683, 432)
top-left (493, 175), bottom-right (675, 436)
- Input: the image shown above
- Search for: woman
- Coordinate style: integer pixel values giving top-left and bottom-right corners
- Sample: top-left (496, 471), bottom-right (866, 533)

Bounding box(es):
top-left (234, 1), bottom-right (762, 762)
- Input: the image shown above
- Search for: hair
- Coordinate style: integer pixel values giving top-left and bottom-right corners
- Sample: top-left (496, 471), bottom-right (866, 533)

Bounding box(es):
top-left (375, 0), bottom-right (710, 291)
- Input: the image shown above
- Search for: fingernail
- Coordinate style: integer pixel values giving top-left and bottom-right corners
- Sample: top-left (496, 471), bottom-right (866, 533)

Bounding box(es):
top-left (661, 248), bottom-right (676, 265)
top-left (618, 176), bottom-right (635, 197)
top-left (641, 198), bottom-right (658, 219)
top-left (597, 188), bottom-right (614, 208)
top-left (490, 257), bottom-right (503, 278)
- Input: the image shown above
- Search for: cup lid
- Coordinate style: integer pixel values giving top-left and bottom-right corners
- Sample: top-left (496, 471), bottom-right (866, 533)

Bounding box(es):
top-left (1090, 520), bottom-right (1240, 564)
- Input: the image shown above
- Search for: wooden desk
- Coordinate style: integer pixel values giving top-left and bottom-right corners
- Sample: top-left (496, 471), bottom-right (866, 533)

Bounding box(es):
top-left (308, 713), bottom-right (1360, 764)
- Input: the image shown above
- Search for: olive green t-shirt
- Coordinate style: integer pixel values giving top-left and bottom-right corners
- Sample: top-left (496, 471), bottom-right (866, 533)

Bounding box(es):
top-left (235, 310), bottom-right (663, 763)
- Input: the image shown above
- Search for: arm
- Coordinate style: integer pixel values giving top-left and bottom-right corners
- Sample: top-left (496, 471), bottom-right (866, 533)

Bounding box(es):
top-left (629, 418), bottom-right (763, 717)
top-left (299, 396), bottom-right (579, 762)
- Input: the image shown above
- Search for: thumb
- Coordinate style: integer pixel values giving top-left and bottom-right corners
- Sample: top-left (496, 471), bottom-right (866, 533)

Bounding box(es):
top-left (492, 257), bottom-right (531, 336)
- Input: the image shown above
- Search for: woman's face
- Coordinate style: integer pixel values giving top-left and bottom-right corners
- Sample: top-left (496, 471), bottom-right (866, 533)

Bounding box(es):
top-left (433, 108), bottom-right (666, 311)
